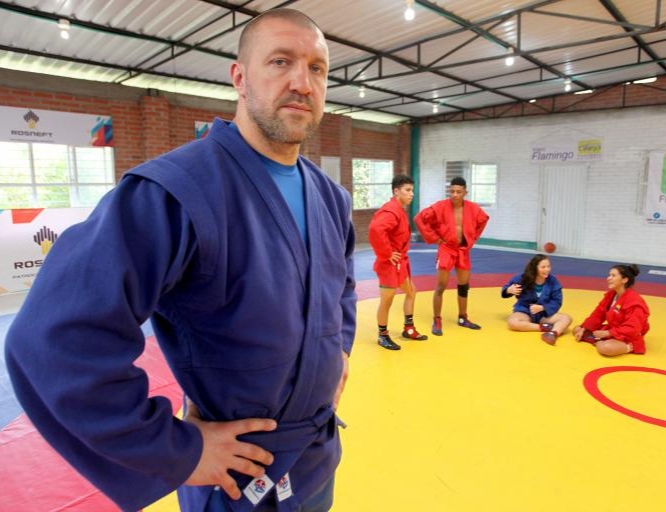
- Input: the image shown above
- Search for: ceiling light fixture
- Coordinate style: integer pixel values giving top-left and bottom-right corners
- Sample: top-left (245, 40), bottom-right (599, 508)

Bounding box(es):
top-left (529, 99), bottom-right (536, 103)
top-left (58, 18), bottom-right (70, 40)
top-left (404, 0), bottom-right (415, 21)
top-left (359, 85), bottom-right (366, 98)
top-left (432, 103), bottom-right (439, 113)
top-left (633, 77), bottom-right (657, 84)
top-left (505, 48), bottom-right (515, 67)
top-left (574, 89), bottom-right (594, 95)
top-left (564, 78), bottom-right (572, 92)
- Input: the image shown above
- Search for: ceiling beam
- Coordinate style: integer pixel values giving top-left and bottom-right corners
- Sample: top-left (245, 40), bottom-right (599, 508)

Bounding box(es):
top-left (597, 0), bottom-right (666, 73)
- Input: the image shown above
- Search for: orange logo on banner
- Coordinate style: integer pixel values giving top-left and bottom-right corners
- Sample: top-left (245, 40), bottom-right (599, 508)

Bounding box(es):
top-left (11, 208), bottom-right (43, 224)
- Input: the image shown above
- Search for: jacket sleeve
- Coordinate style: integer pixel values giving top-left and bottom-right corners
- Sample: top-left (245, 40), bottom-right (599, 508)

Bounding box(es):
top-left (341, 192), bottom-right (357, 356)
top-left (4, 176), bottom-right (203, 511)
top-left (581, 293), bottom-right (612, 331)
top-left (414, 206), bottom-right (440, 244)
top-left (368, 210), bottom-right (399, 260)
top-left (501, 274), bottom-right (520, 298)
top-left (609, 303), bottom-right (649, 342)
top-left (473, 205), bottom-right (489, 242)
top-left (541, 276), bottom-right (563, 317)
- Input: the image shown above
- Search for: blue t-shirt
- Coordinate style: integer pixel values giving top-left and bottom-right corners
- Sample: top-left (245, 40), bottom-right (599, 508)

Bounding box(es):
top-left (230, 123), bottom-right (307, 243)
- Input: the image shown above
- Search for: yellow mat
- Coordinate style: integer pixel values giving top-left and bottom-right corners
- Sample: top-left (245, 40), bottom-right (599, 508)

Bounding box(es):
top-left (147, 288), bottom-right (666, 512)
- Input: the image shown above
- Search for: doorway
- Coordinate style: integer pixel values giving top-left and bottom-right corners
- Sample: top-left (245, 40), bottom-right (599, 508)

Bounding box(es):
top-left (538, 164), bottom-right (588, 256)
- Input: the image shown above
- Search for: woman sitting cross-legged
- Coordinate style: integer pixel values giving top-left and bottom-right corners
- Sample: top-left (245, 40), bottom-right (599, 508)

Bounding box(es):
top-left (573, 263), bottom-right (650, 356)
top-left (501, 254), bottom-right (572, 345)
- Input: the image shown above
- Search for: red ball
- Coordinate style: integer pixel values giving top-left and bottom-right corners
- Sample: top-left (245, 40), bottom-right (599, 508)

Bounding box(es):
top-left (544, 242), bottom-right (556, 253)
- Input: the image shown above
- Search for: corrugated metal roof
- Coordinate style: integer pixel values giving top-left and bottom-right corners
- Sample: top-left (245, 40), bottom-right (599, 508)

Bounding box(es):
top-left (0, 0), bottom-right (664, 124)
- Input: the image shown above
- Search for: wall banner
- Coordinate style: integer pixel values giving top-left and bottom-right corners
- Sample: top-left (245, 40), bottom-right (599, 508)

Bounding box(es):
top-left (645, 151), bottom-right (666, 225)
top-left (0, 207), bottom-right (93, 295)
top-left (0, 106), bottom-right (113, 146)
top-left (530, 133), bottom-right (602, 163)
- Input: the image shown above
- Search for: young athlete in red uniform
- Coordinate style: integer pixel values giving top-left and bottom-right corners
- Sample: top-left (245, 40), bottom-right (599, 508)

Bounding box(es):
top-left (369, 174), bottom-right (427, 350)
top-left (415, 177), bottom-right (489, 336)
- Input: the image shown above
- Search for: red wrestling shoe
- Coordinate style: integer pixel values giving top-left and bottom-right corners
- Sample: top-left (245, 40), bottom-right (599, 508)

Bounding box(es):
top-left (402, 325), bottom-right (428, 341)
top-left (580, 329), bottom-right (598, 344)
top-left (541, 331), bottom-right (557, 345)
top-left (539, 323), bottom-right (554, 332)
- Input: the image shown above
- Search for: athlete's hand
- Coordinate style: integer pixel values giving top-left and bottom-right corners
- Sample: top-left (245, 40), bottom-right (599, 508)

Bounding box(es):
top-left (593, 329), bottom-right (610, 339)
top-left (184, 399), bottom-right (277, 500)
top-left (389, 251), bottom-right (401, 265)
top-left (573, 326), bottom-right (584, 340)
top-left (509, 284), bottom-right (522, 296)
top-left (334, 351), bottom-right (350, 410)
top-left (529, 304), bottom-right (544, 314)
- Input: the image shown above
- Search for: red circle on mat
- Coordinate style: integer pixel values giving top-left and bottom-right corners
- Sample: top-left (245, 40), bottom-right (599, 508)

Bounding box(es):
top-left (583, 366), bottom-right (666, 428)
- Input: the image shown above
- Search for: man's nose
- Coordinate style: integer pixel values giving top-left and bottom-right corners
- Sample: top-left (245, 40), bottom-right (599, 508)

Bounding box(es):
top-left (289, 61), bottom-right (313, 95)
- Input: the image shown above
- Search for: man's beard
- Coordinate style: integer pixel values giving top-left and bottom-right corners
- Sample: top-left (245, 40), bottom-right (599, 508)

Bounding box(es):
top-left (246, 87), bottom-right (320, 144)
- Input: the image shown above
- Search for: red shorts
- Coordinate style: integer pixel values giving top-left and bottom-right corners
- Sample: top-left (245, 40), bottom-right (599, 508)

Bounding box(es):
top-left (436, 245), bottom-right (471, 272)
top-left (374, 258), bottom-right (410, 288)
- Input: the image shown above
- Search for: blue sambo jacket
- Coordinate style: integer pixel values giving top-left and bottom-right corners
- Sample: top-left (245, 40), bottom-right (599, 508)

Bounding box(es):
top-left (501, 273), bottom-right (564, 320)
top-left (5, 119), bottom-right (357, 511)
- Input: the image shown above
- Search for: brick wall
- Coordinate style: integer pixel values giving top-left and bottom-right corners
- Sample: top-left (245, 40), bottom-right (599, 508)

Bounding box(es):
top-left (432, 78), bottom-right (666, 122)
top-left (0, 69), bottom-right (412, 245)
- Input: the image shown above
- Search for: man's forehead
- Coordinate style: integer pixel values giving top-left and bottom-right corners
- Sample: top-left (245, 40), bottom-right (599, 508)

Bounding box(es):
top-left (259, 18), bottom-right (325, 41)
top-left (252, 21), bottom-right (328, 56)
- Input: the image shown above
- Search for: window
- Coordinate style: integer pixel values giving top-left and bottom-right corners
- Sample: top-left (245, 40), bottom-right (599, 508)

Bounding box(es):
top-left (445, 160), bottom-right (497, 207)
top-left (0, 141), bottom-right (115, 209)
top-left (352, 158), bottom-right (393, 209)
top-left (469, 163), bottom-right (497, 207)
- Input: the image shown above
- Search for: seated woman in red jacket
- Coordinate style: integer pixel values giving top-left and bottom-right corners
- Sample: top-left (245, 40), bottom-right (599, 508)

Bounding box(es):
top-left (573, 263), bottom-right (650, 356)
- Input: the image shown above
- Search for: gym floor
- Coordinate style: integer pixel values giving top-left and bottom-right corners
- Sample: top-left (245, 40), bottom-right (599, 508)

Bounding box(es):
top-left (2, 245), bottom-right (665, 511)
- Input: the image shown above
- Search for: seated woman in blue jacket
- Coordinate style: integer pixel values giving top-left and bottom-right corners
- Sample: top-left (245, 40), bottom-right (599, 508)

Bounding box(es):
top-left (501, 254), bottom-right (572, 345)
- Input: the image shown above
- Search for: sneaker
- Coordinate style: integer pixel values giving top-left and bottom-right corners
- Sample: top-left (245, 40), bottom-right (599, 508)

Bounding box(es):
top-left (541, 331), bottom-right (557, 345)
top-left (378, 333), bottom-right (401, 350)
top-left (539, 323), bottom-right (554, 332)
top-left (432, 317), bottom-right (443, 336)
top-left (402, 325), bottom-right (428, 340)
top-left (458, 316), bottom-right (481, 330)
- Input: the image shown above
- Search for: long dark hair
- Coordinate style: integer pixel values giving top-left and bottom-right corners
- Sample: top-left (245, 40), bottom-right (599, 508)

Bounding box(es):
top-left (612, 263), bottom-right (640, 288)
top-left (520, 254), bottom-right (549, 290)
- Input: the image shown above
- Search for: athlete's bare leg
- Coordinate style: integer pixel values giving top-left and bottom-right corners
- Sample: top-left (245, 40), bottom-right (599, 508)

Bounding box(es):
top-left (433, 268), bottom-right (450, 318)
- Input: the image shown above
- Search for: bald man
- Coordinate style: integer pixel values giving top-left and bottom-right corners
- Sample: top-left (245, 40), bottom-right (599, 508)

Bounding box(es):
top-left (6, 8), bottom-right (356, 512)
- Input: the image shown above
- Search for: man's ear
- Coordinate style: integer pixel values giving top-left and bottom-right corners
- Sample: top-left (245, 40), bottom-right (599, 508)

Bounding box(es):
top-left (230, 62), bottom-right (245, 95)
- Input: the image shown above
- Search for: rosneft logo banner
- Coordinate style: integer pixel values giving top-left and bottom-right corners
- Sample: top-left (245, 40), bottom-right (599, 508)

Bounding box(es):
top-left (0, 105), bottom-right (113, 146)
top-left (0, 207), bottom-right (92, 295)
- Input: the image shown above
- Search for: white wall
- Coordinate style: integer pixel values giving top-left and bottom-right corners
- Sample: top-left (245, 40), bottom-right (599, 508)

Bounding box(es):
top-left (419, 106), bottom-right (666, 265)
